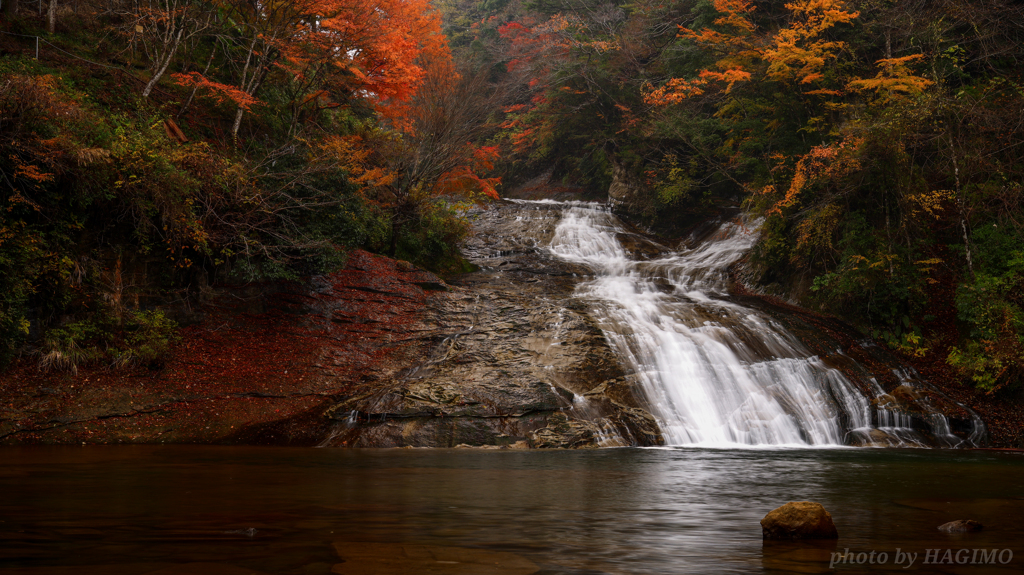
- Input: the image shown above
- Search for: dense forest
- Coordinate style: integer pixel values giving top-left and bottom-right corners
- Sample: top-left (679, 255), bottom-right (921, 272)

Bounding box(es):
top-left (0, 0), bottom-right (502, 369)
top-left (447, 0), bottom-right (1024, 396)
top-left (1, 0), bottom-right (1022, 396)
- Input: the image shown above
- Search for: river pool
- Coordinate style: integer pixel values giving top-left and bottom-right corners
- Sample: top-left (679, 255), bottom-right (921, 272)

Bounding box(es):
top-left (1, 446), bottom-right (1022, 574)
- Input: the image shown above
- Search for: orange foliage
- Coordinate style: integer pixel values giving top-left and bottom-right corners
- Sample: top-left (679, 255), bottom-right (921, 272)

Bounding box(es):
top-left (760, 136), bottom-right (862, 216)
top-left (763, 0), bottom-right (858, 84)
top-left (433, 146), bottom-right (502, 200)
top-left (310, 0), bottom-right (447, 114)
top-left (679, 0), bottom-right (757, 45)
top-left (644, 69), bottom-right (751, 105)
top-left (644, 78), bottom-right (706, 106)
top-left (208, 0), bottom-right (447, 125)
top-left (172, 72), bottom-right (260, 110)
top-left (321, 135), bottom-right (501, 205)
top-left (319, 135), bottom-right (399, 194)
top-left (647, 0), bottom-right (858, 105)
top-left (9, 156), bottom-right (53, 186)
top-left (677, 0), bottom-right (761, 69)
top-left (847, 54), bottom-right (933, 102)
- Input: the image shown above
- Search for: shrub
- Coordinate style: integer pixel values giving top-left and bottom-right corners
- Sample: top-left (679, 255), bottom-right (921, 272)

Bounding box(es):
top-left (37, 309), bottom-right (181, 373)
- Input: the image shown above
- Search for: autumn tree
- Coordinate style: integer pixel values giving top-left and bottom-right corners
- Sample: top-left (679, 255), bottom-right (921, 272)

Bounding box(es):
top-left (171, 0), bottom-right (448, 139)
top-left (326, 55), bottom-right (501, 255)
top-left (639, 0), bottom-right (1024, 380)
top-left (274, 0), bottom-right (448, 135)
top-left (491, 0), bottom-right (696, 193)
top-left (122, 0), bottom-right (213, 97)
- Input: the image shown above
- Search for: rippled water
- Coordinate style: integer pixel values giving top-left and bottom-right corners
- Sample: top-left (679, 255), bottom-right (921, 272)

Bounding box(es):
top-left (2, 446), bottom-right (1022, 574)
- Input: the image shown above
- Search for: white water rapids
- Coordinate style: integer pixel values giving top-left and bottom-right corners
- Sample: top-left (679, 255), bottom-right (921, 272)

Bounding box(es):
top-left (540, 201), bottom-right (976, 447)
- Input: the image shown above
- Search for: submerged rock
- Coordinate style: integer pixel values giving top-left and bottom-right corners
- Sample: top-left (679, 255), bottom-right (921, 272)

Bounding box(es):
top-left (332, 542), bottom-right (538, 575)
top-left (938, 519), bottom-right (984, 533)
top-left (848, 428), bottom-right (896, 447)
top-left (761, 502), bottom-right (839, 540)
top-left (529, 413), bottom-right (602, 448)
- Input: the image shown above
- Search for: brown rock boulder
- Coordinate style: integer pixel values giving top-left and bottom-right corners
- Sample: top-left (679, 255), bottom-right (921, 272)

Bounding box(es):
top-left (761, 502), bottom-right (839, 540)
top-left (938, 519), bottom-right (984, 533)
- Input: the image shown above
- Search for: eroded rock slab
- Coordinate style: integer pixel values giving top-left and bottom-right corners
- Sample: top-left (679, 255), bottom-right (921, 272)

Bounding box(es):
top-left (322, 202), bottom-right (663, 448)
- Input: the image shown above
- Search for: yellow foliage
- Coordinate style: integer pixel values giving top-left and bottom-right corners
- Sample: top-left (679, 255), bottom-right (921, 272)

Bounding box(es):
top-left (793, 203), bottom-right (843, 265)
top-left (914, 257), bottom-right (943, 283)
top-left (846, 252), bottom-right (898, 272)
top-left (906, 189), bottom-right (953, 219)
top-left (649, 0), bottom-right (858, 105)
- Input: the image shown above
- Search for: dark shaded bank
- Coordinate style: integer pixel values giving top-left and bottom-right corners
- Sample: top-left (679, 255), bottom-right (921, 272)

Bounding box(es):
top-left (0, 250), bottom-right (442, 445)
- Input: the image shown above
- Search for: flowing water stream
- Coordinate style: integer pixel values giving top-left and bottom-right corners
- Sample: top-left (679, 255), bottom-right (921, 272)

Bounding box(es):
top-left (534, 200), bottom-right (982, 448)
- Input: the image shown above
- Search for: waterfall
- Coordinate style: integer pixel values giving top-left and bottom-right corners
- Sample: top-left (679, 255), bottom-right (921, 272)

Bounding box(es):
top-left (541, 201), bottom-right (976, 447)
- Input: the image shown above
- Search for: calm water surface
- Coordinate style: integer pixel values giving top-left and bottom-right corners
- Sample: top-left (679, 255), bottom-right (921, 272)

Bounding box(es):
top-left (1, 446), bottom-right (1022, 574)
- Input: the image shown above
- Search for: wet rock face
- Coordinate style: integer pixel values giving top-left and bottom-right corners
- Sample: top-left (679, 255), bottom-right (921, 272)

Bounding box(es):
top-left (607, 158), bottom-right (649, 212)
top-left (761, 502), bottom-right (840, 540)
top-left (323, 201), bottom-right (663, 448)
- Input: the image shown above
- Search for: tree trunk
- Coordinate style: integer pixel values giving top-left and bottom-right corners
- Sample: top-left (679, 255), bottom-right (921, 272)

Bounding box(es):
top-left (230, 65), bottom-right (268, 140)
top-left (142, 70), bottom-right (161, 98)
top-left (3, 0), bottom-right (19, 18)
top-left (142, 28), bottom-right (184, 97)
top-left (46, 0), bottom-right (56, 33)
top-left (949, 140), bottom-right (974, 277)
top-left (231, 106), bottom-right (245, 140)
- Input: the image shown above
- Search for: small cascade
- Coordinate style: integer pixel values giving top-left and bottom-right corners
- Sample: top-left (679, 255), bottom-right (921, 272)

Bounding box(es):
top-left (569, 393), bottom-right (629, 447)
top-left (541, 201), bottom-right (981, 448)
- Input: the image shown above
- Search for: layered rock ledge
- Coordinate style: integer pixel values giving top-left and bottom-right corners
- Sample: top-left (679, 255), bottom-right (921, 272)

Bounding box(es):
top-left (0, 201), bottom-right (662, 448)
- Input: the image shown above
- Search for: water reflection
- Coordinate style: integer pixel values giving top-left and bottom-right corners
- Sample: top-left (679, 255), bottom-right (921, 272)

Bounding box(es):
top-left (1, 447), bottom-right (1021, 574)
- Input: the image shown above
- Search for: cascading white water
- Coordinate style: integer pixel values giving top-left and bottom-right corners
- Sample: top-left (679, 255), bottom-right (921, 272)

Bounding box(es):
top-left (544, 201), bottom-right (962, 447)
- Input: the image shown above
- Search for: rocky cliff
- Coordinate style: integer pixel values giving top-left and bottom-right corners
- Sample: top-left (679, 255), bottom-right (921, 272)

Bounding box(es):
top-left (0, 201), bottom-right (662, 448)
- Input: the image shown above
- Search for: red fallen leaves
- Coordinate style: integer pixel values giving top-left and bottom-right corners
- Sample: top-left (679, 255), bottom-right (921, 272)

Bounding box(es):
top-left (0, 250), bottom-right (445, 445)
